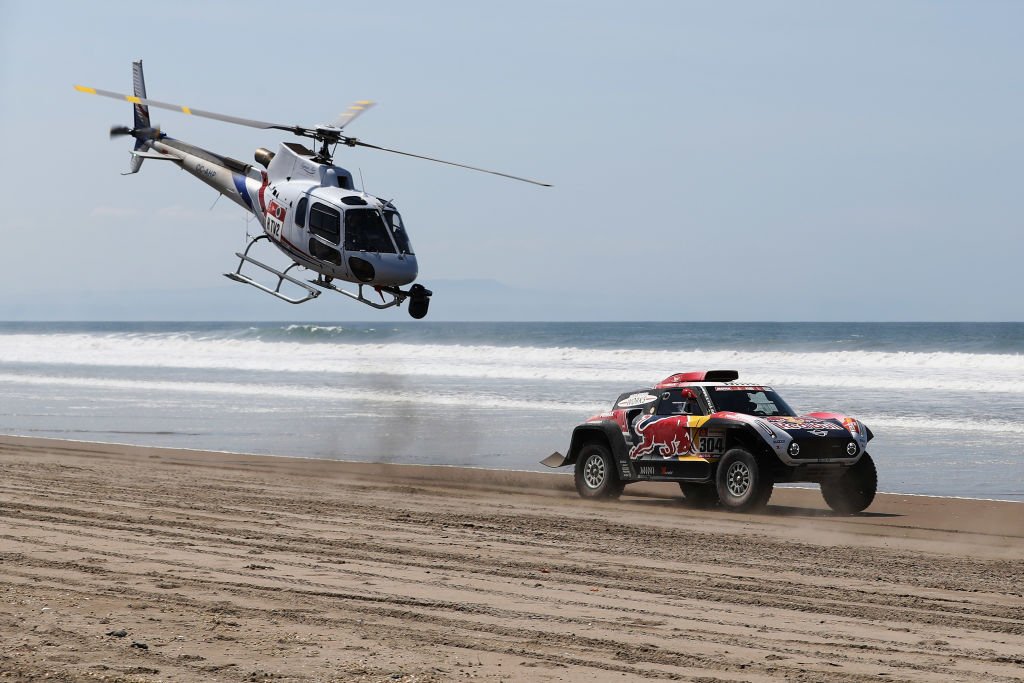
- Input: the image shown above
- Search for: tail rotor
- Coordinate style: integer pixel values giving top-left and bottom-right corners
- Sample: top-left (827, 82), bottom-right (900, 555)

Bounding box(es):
top-left (109, 124), bottom-right (161, 140)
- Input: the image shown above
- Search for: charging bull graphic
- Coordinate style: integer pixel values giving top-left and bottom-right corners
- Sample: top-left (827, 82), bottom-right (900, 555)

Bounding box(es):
top-left (630, 415), bottom-right (694, 459)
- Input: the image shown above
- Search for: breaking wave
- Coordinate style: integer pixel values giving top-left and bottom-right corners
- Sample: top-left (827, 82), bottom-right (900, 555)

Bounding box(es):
top-left (0, 332), bottom-right (1020, 394)
top-left (0, 372), bottom-right (597, 413)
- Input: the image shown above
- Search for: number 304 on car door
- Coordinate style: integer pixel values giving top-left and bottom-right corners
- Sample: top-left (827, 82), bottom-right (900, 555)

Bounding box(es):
top-left (697, 433), bottom-right (725, 455)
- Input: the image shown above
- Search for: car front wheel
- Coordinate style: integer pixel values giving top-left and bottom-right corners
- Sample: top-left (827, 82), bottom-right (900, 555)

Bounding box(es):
top-left (574, 443), bottom-right (624, 500)
top-left (821, 452), bottom-right (877, 514)
top-left (715, 448), bottom-right (773, 512)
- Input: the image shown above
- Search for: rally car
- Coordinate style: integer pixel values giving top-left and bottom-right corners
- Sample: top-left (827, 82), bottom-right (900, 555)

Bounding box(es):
top-left (542, 370), bottom-right (877, 513)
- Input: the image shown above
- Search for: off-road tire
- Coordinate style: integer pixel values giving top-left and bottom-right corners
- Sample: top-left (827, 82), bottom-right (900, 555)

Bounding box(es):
top-left (679, 482), bottom-right (719, 508)
top-left (715, 447), bottom-right (774, 512)
top-left (821, 452), bottom-right (877, 514)
top-left (574, 443), bottom-right (624, 500)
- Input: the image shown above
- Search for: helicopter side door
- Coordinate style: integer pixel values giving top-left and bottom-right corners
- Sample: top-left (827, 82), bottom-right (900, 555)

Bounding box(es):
top-left (286, 196), bottom-right (307, 246)
top-left (306, 201), bottom-right (344, 268)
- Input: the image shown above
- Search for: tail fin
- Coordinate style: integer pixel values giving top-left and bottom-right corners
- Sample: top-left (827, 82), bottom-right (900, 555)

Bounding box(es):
top-left (131, 60), bottom-right (150, 130)
top-left (125, 60), bottom-right (150, 175)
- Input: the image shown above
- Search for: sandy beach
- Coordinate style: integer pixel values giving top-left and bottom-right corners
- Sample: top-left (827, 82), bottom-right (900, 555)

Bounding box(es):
top-left (1, 435), bottom-right (1022, 682)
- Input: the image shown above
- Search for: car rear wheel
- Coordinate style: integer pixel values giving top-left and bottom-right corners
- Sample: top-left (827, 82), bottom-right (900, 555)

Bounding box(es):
top-left (715, 448), bottom-right (773, 512)
top-left (679, 482), bottom-right (718, 508)
top-left (574, 443), bottom-right (624, 500)
top-left (821, 452), bottom-right (877, 514)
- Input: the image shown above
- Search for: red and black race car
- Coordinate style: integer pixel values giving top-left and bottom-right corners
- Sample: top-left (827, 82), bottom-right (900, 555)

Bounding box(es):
top-left (543, 370), bottom-right (877, 513)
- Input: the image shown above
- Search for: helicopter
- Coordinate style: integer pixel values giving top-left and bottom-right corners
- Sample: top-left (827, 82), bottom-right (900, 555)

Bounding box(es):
top-left (75, 61), bottom-right (549, 319)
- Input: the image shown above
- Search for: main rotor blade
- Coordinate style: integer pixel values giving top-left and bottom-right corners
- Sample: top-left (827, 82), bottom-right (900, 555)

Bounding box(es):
top-left (351, 140), bottom-right (552, 187)
top-left (75, 85), bottom-right (309, 135)
top-left (77, 83), bottom-right (549, 186)
top-left (332, 100), bottom-right (376, 130)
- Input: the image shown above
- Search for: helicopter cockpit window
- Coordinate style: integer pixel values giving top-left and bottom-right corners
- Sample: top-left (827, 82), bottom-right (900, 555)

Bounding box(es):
top-left (295, 197), bottom-right (308, 228)
top-left (309, 203), bottom-right (340, 244)
top-left (384, 211), bottom-right (414, 255)
top-left (344, 209), bottom-right (396, 254)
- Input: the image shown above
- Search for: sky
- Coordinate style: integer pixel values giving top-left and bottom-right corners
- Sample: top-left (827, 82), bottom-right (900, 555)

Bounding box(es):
top-left (0, 0), bottom-right (1021, 321)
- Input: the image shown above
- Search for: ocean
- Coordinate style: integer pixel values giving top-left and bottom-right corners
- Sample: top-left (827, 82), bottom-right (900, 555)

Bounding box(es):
top-left (0, 321), bottom-right (1021, 501)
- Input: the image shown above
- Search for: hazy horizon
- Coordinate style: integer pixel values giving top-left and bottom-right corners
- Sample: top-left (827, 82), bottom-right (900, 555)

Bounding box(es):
top-left (2, 1), bottom-right (1022, 322)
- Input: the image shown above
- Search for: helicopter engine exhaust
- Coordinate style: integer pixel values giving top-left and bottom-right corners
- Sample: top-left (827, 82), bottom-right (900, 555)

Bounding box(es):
top-left (254, 147), bottom-right (275, 168)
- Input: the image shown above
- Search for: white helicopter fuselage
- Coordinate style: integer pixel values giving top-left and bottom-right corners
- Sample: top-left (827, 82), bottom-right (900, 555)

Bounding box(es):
top-left (77, 59), bottom-right (545, 316)
top-left (148, 137), bottom-right (419, 287)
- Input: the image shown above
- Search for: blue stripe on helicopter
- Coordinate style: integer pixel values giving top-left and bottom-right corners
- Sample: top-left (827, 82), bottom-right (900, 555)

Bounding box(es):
top-left (233, 174), bottom-right (255, 211)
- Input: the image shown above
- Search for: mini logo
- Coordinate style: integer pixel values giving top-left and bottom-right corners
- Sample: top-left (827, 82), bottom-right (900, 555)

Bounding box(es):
top-left (809, 430), bottom-right (829, 437)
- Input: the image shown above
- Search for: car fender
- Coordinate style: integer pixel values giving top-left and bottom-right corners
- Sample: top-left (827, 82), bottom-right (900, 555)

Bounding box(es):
top-left (567, 422), bottom-right (630, 468)
top-left (703, 414), bottom-right (786, 459)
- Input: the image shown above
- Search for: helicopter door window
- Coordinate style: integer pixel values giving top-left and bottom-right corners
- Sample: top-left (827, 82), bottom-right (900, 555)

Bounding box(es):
top-left (384, 210), bottom-right (415, 255)
top-left (344, 209), bottom-right (396, 254)
top-left (309, 239), bottom-right (342, 265)
top-left (295, 197), bottom-right (308, 228)
top-left (308, 203), bottom-right (341, 244)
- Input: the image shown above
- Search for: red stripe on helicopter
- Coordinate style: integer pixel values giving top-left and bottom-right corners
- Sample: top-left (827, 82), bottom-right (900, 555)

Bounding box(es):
top-left (257, 172), bottom-right (269, 214)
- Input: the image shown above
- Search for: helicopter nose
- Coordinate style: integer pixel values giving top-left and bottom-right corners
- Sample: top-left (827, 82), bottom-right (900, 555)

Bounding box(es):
top-left (347, 253), bottom-right (418, 286)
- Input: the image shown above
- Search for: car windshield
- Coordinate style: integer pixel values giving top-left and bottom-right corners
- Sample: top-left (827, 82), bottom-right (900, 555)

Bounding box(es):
top-left (707, 387), bottom-right (796, 417)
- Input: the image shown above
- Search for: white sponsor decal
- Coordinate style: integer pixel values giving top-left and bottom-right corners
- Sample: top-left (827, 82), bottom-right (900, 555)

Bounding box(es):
top-left (265, 216), bottom-right (283, 239)
top-left (697, 433), bottom-right (725, 455)
top-left (617, 392), bottom-right (657, 408)
top-left (714, 386), bottom-right (769, 391)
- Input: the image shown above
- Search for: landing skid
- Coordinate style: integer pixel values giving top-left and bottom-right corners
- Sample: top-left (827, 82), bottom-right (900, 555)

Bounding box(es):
top-left (313, 278), bottom-right (432, 318)
top-left (224, 235), bottom-right (321, 304)
top-left (313, 277), bottom-right (403, 310)
top-left (224, 235), bottom-right (432, 317)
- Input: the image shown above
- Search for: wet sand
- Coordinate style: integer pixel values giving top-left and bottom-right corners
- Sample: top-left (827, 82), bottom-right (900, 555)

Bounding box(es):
top-left (1, 435), bottom-right (1022, 682)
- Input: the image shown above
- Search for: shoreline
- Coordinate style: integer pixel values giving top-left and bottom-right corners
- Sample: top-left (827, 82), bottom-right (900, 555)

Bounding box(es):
top-left (1, 434), bottom-right (1022, 681)
top-left (4, 432), bottom-right (1022, 505)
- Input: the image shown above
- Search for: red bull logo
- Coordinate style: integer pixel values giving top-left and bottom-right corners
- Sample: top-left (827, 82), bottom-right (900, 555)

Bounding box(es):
top-left (630, 415), bottom-right (693, 459)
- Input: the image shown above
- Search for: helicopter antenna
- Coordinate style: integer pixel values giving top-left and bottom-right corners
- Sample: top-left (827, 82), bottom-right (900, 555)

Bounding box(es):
top-left (359, 168), bottom-right (367, 194)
